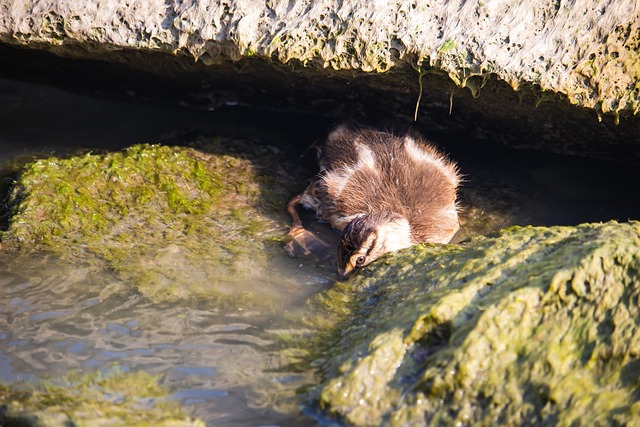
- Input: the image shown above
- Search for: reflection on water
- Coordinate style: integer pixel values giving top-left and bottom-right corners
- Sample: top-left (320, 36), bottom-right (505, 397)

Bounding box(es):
top-left (0, 77), bottom-right (340, 426)
top-left (1, 77), bottom-right (639, 426)
top-left (0, 254), bottom-right (325, 426)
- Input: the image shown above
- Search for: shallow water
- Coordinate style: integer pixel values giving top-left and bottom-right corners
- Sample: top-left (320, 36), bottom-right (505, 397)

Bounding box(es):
top-left (1, 77), bottom-right (639, 426)
top-left (0, 254), bottom-right (326, 425)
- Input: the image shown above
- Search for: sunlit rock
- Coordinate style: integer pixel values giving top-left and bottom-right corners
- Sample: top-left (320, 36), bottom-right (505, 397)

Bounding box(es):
top-left (1, 140), bottom-right (298, 306)
top-left (0, 1), bottom-right (638, 158)
top-left (1, 0), bottom-right (638, 116)
top-left (308, 221), bottom-right (640, 426)
top-left (0, 369), bottom-right (205, 426)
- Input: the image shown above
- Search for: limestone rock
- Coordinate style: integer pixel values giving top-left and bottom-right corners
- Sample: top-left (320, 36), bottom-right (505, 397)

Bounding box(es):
top-left (0, 369), bottom-right (205, 426)
top-left (308, 221), bottom-right (640, 426)
top-left (0, 1), bottom-right (639, 161)
top-left (0, 0), bottom-right (638, 116)
top-left (0, 140), bottom-right (296, 305)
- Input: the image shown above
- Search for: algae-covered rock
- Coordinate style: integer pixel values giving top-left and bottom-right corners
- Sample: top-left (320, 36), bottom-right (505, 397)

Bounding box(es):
top-left (2, 1), bottom-right (639, 162)
top-left (1, 0), bottom-right (638, 116)
top-left (1, 141), bottom-right (294, 305)
top-left (309, 221), bottom-right (640, 426)
top-left (0, 369), bottom-right (204, 427)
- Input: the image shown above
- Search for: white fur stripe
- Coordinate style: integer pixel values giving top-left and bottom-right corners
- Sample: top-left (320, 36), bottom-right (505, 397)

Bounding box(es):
top-left (323, 142), bottom-right (379, 196)
top-left (404, 137), bottom-right (459, 185)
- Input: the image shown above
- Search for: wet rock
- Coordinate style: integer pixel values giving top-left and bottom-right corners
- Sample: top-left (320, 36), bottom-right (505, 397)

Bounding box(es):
top-left (0, 369), bottom-right (205, 426)
top-left (0, 1), bottom-right (638, 160)
top-left (307, 221), bottom-right (640, 426)
top-left (0, 140), bottom-right (297, 306)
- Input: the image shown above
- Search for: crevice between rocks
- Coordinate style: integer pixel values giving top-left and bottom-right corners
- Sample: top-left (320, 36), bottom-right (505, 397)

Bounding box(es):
top-left (1, 42), bottom-right (638, 165)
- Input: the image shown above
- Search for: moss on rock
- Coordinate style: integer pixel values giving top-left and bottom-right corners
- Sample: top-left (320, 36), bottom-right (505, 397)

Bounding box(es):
top-left (0, 369), bottom-right (204, 427)
top-left (2, 0), bottom-right (639, 116)
top-left (1, 140), bottom-right (294, 306)
top-left (308, 221), bottom-right (640, 426)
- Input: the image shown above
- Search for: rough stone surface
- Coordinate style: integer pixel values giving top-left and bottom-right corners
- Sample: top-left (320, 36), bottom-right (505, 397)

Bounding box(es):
top-left (306, 221), bottom-right (640, 426)
top-left (0, 369), bottom-right (205, 426)
top-left (0, 1), bottom-right (639, 162)
top-left (0, 0), bottom-right (638, 116)
top-left (0, 140), bottom-right (299, 306)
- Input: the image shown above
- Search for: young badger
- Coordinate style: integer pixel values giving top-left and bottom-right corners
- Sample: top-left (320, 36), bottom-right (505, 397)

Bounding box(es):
top-left (286, 125), bottom-right (460, 279)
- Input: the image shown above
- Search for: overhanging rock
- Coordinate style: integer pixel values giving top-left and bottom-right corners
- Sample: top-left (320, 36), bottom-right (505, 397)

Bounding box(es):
top-left (0, 0), bottom-right (638, 159)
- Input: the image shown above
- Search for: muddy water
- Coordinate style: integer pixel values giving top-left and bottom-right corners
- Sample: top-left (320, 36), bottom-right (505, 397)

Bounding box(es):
top-left (1, 77), bottom-right (639, 426)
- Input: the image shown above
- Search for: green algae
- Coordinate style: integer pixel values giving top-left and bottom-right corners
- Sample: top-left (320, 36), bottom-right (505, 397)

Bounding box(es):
top-left (0, 369), bottom-right (204, 427)
top-left (574, 23), bottom-right (640, 116)
top-left (307, 221), bottom-right (640, 426)
top-left (0, 140), bottom-right (294, 306)
top-left (438, 38), bottom-right (456, 54)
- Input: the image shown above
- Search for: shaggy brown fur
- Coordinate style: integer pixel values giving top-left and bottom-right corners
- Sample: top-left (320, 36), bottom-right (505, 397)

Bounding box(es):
top-left (306, 125), bottom-right (460, 242)
top-left (287, 125), bottom-right (460, 276)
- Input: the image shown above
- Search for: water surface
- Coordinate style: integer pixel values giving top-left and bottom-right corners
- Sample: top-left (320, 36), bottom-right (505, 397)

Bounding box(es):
top-left (1, 77), bottom-right (639, 426)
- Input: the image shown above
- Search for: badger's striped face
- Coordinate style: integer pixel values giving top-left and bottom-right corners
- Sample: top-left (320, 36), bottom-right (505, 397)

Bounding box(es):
top-left (337, 213), bottom-right (413, 279)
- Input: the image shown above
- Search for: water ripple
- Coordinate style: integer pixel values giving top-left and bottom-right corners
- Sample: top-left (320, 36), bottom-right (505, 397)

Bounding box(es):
top-left (0, 254), bottom-right (324, 426)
